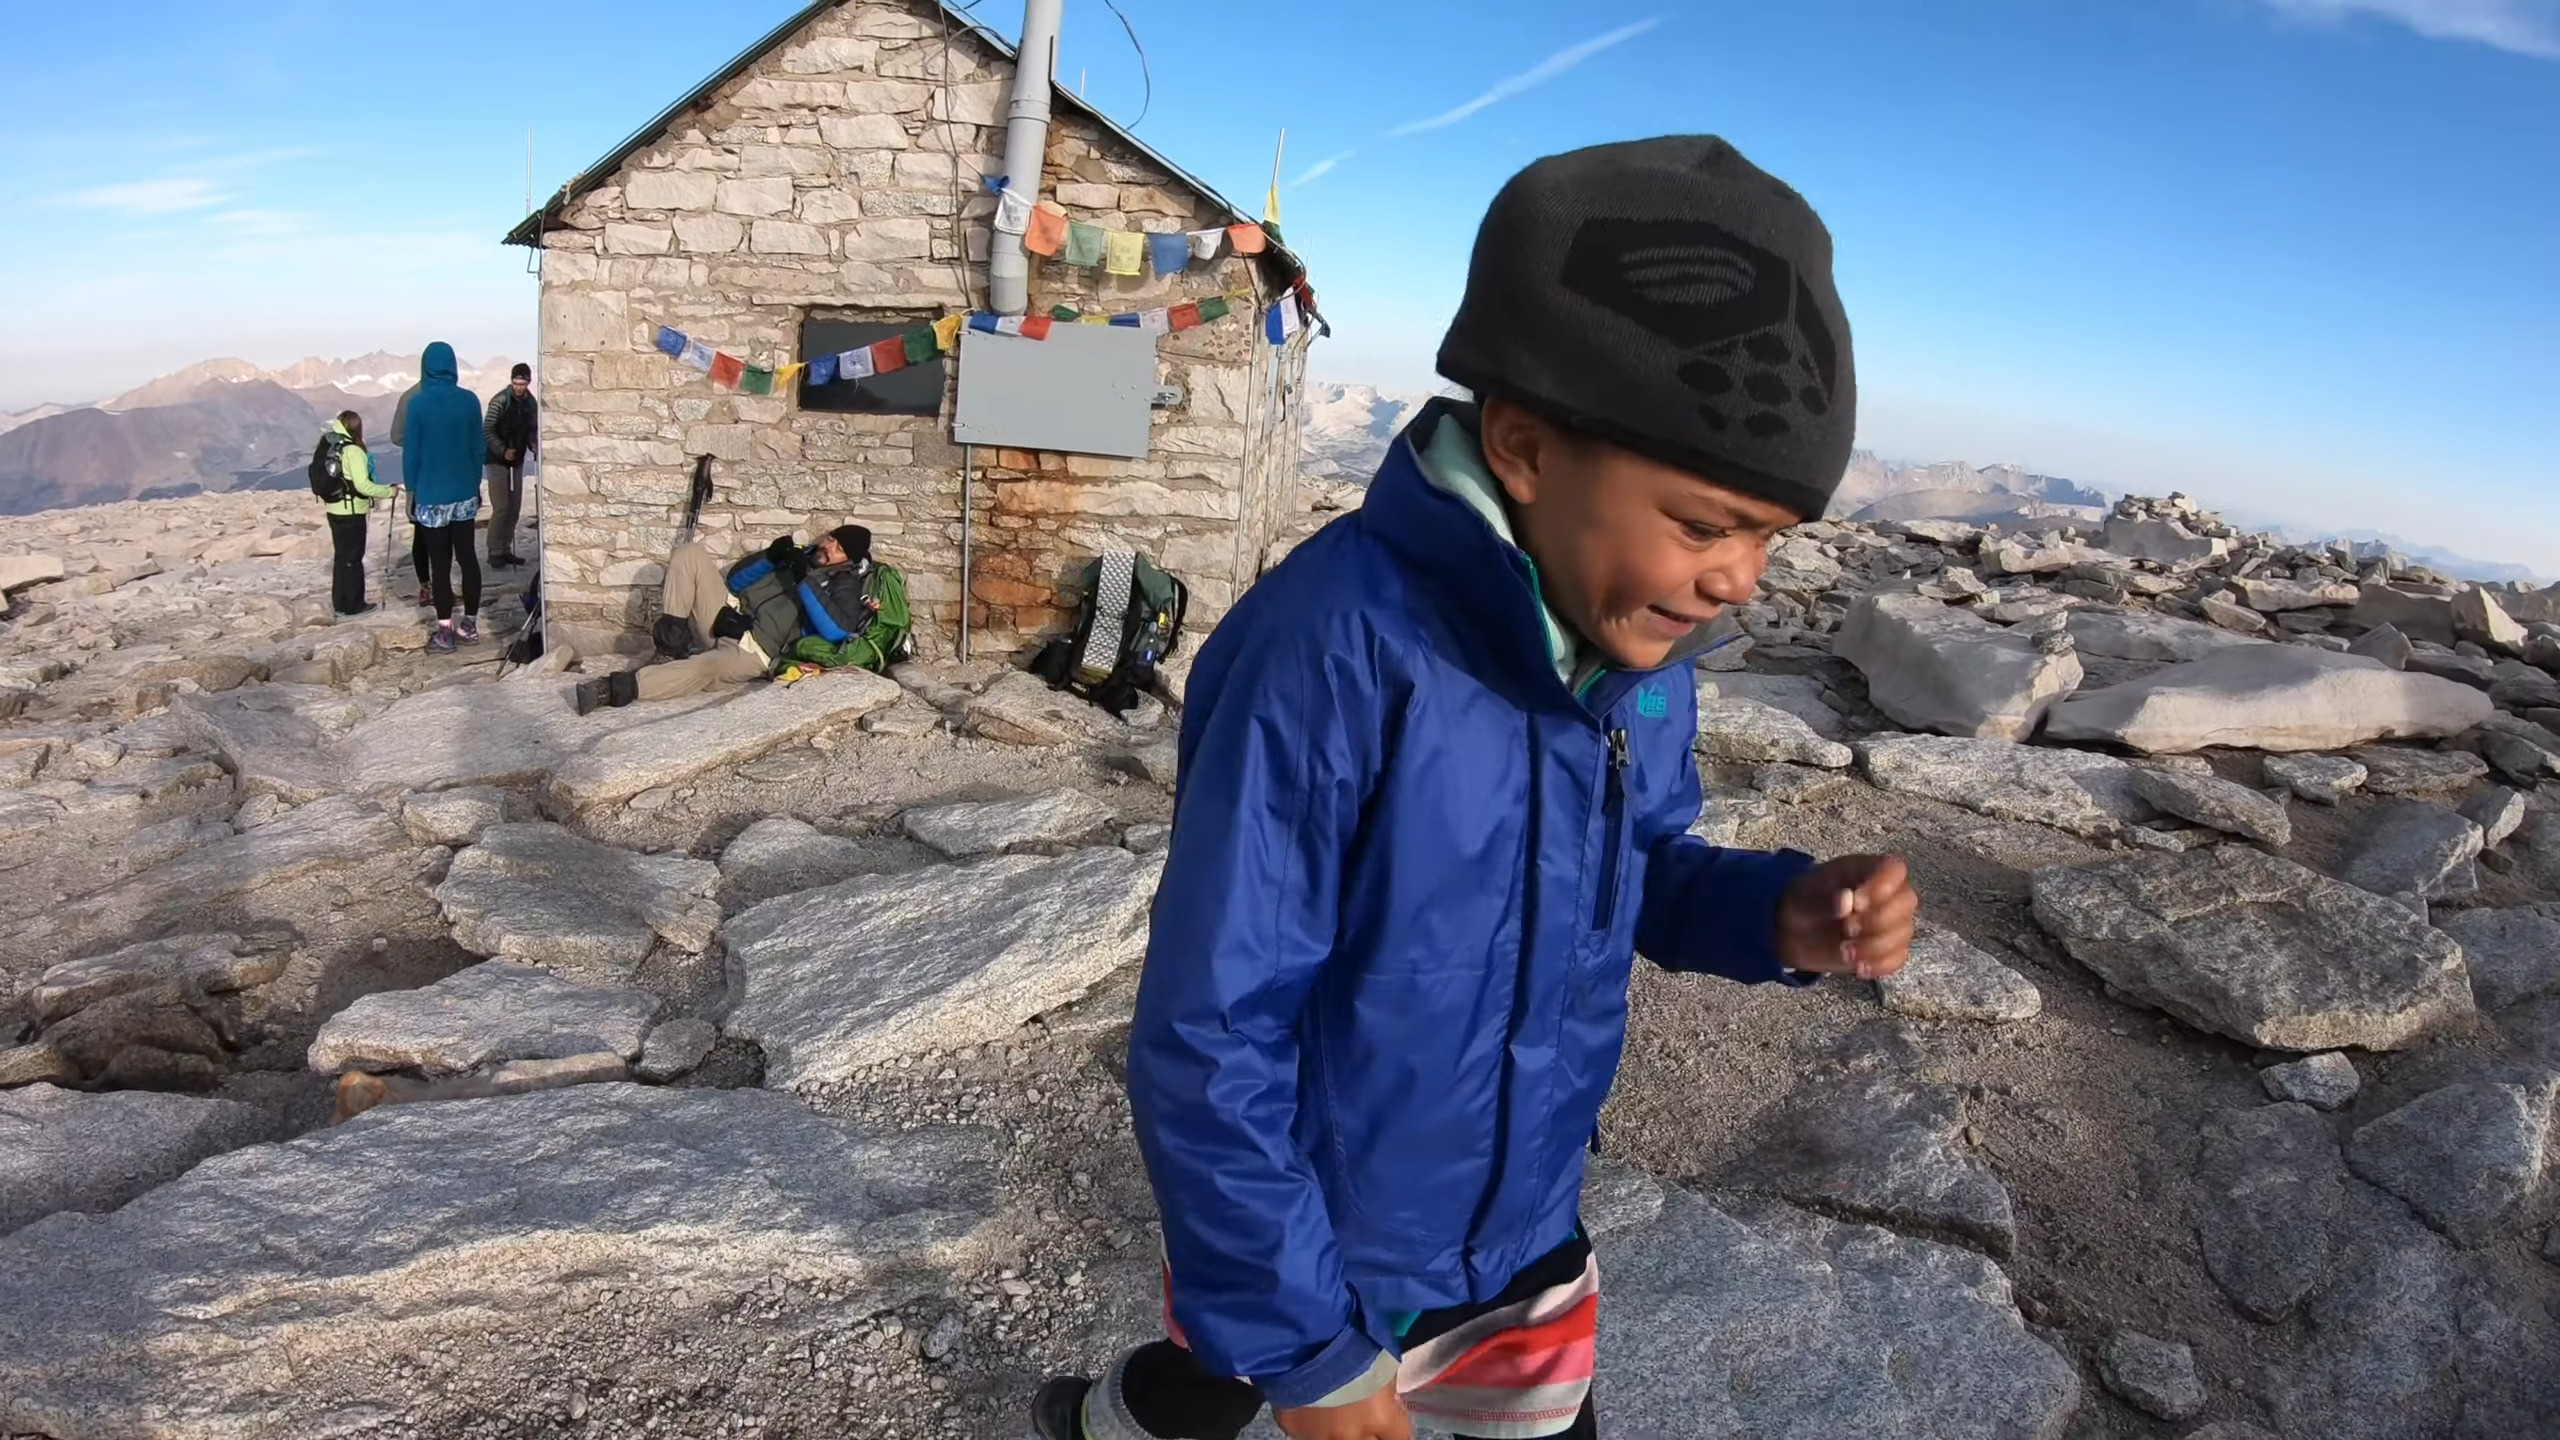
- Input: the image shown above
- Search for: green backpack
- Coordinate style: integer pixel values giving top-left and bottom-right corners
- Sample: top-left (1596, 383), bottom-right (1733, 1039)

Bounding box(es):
top-left (788, 561), bottom-right (912, 674)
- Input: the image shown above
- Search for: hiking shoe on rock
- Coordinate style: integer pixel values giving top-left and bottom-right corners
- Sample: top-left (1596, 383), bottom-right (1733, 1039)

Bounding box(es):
top-left (573, 677), bottom-right (612, 716)
top-left (456, 617), bottom-right (481, 643)
top-left (417, 584), bottom-right (433, 608)
top-left (428, 624), bottom-right (457, 653)
top-left (1029, 1376), bottom-right (1091, 1440)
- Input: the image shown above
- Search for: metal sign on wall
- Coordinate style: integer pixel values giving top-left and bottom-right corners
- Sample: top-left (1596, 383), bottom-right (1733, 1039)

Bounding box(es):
top-left (951, 325), bottom-right (1158, 459)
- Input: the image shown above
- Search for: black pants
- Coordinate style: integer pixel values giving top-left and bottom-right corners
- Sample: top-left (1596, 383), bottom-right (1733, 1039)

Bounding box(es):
top-left (1110, 1236), bottom-right (1598, 1440)
top-left (327, 511), bottom-right (370, 613)
top-left (419, 520), bottom-right (481, 620)
top-left (411, 521), bottom-right (428, 587)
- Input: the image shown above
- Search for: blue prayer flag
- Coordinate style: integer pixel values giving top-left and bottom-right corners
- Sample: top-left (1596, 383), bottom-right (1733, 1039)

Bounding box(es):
top-left (809, 353), bottom-right (838, 387)
top-left (654, 325), bottom-right (686, 357)
top-left (1109, 312), bottom-right (1142, 327)
top-left (1147, 231), bottom-right (1190, 275)
top-left (968, 312), bottom-right (1001, 334)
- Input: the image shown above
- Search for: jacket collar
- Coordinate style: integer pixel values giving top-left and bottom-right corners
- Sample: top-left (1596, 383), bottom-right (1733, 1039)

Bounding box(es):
top-left (1359, 398), bottom-right (1746, 718)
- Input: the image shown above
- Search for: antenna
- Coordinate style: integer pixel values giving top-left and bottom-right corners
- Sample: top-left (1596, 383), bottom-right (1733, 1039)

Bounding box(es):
top-left (1079, 67), bottom-right (1087, 97)
top-left (524, 129), bottom-right (534, 214)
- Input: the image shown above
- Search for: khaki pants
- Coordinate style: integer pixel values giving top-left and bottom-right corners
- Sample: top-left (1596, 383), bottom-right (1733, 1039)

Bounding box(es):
top-left (635, 541), bottom-right (771, 701)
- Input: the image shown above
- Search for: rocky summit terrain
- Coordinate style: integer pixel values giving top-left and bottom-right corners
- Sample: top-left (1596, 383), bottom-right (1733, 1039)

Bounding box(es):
top-left (0, 482), bottom-right (2556, 1440)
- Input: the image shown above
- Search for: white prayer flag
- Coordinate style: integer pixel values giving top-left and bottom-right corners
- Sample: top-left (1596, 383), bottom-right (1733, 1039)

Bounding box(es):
top-left (994, 187), bottom-right (1034, 235)
top-left (1188, 228), bottom-right (1226, 261)
top-left (680, 337), bottom-right (717, 371)
top-left (837, 347), bottom-right (876, 380)
top-left (1138, 308), bottom-right (1171, 336)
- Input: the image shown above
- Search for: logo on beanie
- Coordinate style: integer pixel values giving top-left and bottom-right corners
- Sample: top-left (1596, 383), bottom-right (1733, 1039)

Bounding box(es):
top-left (1559, 218), bottom-right (1839, 443)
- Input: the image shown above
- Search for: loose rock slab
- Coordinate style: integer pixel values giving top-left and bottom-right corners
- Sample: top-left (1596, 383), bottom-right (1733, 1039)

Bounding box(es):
top-left (2260, 1052), bottom-right (2360, 1110)
top-left (1876, 930), bottom-right (2042, 1023)
top-left (1696, 689), bottom-right (1855, 769)
top-left (434, 822), bottom-right (720, 973)
top-left (2046, 646), bottom-right (2495, 754)
top-left (2263, 752), bottom-right (2366, 804)
top-left (901, 788), bottom-right (1114, 859)
top-left (26, 934), bottom-right (283, 1025)
top-left (0, 1087), bottom-right (1003, 1437)
top-left (1721, 1032), bottom-right (2016, 1256)
top-left (2098, 1331), bottom-right (2205, 1421)
top-left (2192, 1101), bottom-right (2346, 1321)
top-left (2066, 609), bottom-right (2263, 663)
top-left (0, 1084), bottom-right (280, 1237)
top-left (399, 786), bottom-right (507, 847)
top-left (2433, 909), bottom-right (2560, 1012)
top-left (2031, 848), bottom-right (2472, 1051)
top-left (725, 848), bottom-right (1161, 1086)
top-left (1859, 733), bottom-right (2151, 840)
top-left (546, 668), bottom-right (900, 810)
top-left (2336, 799), bottom-right (2482, 906)
top-left (2350, 745), bottom-right (2489, 796)
top-left (965, 671), bottom-right (1126, 748)
top-left (2131, 766), bottom-right (2292, 846)
top-left (2348, 1082), bottom-right (2551, 1246)
top-left (1835, 593), bottom-right (2083, 741)
top-left (1585, 1162), bottom-right (2078, 1438)
top-left (717, 815), bottom-right (877, 906)
top-left (307, 961), bottom-right (658, 1077)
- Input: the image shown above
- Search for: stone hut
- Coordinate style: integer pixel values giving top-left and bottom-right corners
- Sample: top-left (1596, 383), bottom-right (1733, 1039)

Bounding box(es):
top-left (505, 0), bottom-right (1318, 659)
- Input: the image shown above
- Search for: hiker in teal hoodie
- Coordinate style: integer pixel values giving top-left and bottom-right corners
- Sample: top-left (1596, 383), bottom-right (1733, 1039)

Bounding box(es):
top-left (402, 342), bottom-right (487, 651)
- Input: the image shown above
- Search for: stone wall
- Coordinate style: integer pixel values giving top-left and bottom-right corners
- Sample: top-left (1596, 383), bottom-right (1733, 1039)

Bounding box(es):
top-left (528, 0), bottom-right (1309, 659)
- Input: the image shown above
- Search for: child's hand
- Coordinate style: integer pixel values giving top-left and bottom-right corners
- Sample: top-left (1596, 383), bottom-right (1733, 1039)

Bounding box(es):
top-left (1777, 854), bottom-right (1918, 980)
top-left (1274, 1388), bottom-right (1414, 1440)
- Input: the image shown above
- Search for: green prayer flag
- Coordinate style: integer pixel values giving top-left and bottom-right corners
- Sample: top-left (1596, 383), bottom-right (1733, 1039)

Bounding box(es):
top-left (904, 327), bottom-right (938, 364)
top-left (739, 365), bottom-right (774, 396)
top-left (1196, 295), bottom-right (1231, 323)
top-left (1051, 304), bottom-right (1082, 322)
top-left (1064, 221), bottom-right (1106, 267)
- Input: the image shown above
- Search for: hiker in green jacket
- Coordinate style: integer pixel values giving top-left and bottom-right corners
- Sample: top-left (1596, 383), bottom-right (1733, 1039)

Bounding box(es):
top-left (321, 411), bottom-right (395, 616)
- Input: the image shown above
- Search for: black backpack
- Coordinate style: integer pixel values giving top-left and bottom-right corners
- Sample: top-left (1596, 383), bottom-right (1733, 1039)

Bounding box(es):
top-left (719, 538), bottom-right (810, 670)
top-left (1031, 551), bottom-right (1188, 715)
top-left (307, 432), bottom-right (352, 503)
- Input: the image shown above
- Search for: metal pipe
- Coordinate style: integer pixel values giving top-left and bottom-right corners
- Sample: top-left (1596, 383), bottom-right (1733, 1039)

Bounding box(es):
top-left (960, 444), bottom-right (974, 662)
top-left (987, 0), bottom-right (1062, 315)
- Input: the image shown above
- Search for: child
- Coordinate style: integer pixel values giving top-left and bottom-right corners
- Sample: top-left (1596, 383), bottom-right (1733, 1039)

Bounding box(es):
top-left (1036, 136), bottom-right (1917, 1440)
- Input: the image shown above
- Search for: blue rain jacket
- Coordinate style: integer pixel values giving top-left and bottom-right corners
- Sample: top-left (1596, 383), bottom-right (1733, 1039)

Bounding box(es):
top-left (1128, 400), bottom-right (1819, 1409)
top-left (399, 342), bottom-right (486, 508)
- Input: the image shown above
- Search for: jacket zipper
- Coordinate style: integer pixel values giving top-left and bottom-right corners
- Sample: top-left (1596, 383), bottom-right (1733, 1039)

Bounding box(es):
top-left (1594, 727), bottom-right (1629, 930)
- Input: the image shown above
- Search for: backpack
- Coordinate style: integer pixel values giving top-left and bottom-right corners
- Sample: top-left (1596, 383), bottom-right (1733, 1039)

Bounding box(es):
top-left (307, 433), bottom-right (352, 503)
top-left (789, 560), bottom-right (913, 674)
top-left (1030, 550), bottom-right (1188, 715)
top-left (489, 390), bottom-right (536, 462)
top-left (720, 538), bottom-right (810, 670)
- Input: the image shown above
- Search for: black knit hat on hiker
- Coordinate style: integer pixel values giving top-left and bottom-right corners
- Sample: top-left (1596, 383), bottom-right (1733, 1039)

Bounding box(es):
top-left (828, 524), bottom-right (872, 563)
top-left (1436, 135), bottom-right (1855, 521)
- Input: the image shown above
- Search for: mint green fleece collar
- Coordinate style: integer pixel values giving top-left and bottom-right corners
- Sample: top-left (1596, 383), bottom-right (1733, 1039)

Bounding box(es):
top-left (1415, 415), bottom-right (1584, 686)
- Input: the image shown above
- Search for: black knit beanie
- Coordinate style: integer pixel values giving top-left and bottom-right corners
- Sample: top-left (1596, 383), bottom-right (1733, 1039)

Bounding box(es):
top-left (1436, 135), bottom-right (1856, 521)
top-left (828, 525), bottom-right (872, 563)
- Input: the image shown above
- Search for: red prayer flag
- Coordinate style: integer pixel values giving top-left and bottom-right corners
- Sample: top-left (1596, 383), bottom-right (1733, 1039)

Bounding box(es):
top-left (1024, 203), bottom-right (1069, 257)
top-left (709, 352), bottom-right (745, 389)
top-left (1019, 314), bottom-right (1054, 340)
top-left (1227, 223), bottom-right (1268, 256)
top-left (869, 335), bottom-right (909, 374)
top-left (1168, 302), bottom-right (1202, 332)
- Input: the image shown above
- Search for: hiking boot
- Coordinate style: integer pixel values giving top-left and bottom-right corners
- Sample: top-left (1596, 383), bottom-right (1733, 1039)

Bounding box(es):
top-left (456, 616), bottom-right (481, 644)
top-left (428, 623), bottom-right (457, 653)
top-left (1028, 1376), bottom-right (1091, 1440)
top-left (573, 671), bottom-right (639, 716)
top-left (417, 584), bottom-right (433, 608)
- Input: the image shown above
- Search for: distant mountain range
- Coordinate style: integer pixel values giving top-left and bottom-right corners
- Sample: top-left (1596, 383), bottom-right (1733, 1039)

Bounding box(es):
top-left (0, 353), bottom-right (516, 516)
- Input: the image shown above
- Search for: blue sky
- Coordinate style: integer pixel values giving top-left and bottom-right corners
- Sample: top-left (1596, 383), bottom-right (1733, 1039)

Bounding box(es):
top-left (1, 0), bottom-right (2553, 571)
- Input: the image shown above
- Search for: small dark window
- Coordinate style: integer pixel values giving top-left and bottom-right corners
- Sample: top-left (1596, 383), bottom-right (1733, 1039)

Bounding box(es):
top-left (798, 314), bottom-right (945, 416)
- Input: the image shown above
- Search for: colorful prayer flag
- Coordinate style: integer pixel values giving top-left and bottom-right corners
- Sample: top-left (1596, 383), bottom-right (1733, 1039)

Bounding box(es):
top-left (1187, 228), bottom-right (1226, 262)
top-left (1169, 302), bottom-right (1202, 332)
top-left (1026, 202), bottom-right (1069, 257)
top-left (654, 325), bottom-right (686, 357)
top-left (710, 352), bottom-right (745, 389)
top-left (740, 365), bottom-right (774, 396)
top-left (1227, 224), bottom-right (1268, 256)
top-left (903, 327), bottom-right (938, 364)
top-left (838, 347), bottom-right (876, 380)
top-left (1104, 230), bottom-right (1145, 276)
top-left (778, 362), bottom-right (807, 386)
top-left (1137, 308), bottom-right (1171, 336)
top-left (1197, 295), bottom-right (1231, 324)
top-left (1265, 293), bottom-right (1302, 345)
top-left (870, 336), bottom-right (908, 375)
top-left (1079, 312), bottom-right (1114, 325)
top-left (1051, 304), bottom-right (1083, 322)
top-left (680, 337), bottom-right (717, 371)
top-left (969, 312), bottom-right (1003, 334)
top-left (994, 187), bottom-right (1033, 236)
top-left (1109, 312), bottom-right (1141, 327)
top-left (1064, 221), bottom-right (1106, 267)
top-left (1147, 231), bottom-right (1190, 276)
top-left (932, 314), bottom-right (965, 354)
top-left (1019, 314), bottom-right (1054, 340)
top-left (810, 354), bottom-right (839, 386)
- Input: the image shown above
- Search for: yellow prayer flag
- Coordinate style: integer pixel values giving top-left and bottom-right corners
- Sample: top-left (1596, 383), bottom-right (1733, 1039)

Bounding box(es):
top-left (1104, 230), bottom-right (1145, 276)
top-left (932, 314), bottom-right (965, 353)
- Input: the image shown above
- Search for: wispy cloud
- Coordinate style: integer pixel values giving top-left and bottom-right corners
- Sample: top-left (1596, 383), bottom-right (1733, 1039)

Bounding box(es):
top-left (1290, 150), bottom-right (1355, 187)
top-left (2261, 0), bottom-right (2560, 58)
top-left (1388, 17), bottom-right (1664, 137)
top-left (55, 177), bottom-right (229, 215)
